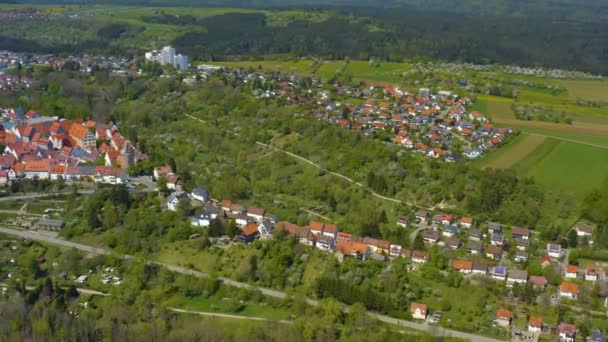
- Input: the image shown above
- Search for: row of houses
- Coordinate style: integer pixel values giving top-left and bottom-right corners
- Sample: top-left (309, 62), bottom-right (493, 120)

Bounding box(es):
top-left (0, 109), bottom-right (146, 184)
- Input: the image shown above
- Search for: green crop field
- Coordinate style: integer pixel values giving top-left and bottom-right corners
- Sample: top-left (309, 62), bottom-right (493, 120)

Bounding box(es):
top-left (207, 60), bottom-right (411, 84)
top-left (475, 133), bottom-right (546, 170)
top-left (560, 79), bottom-right (608, 102)
top-left (473, 95), bottom-right (608, 195)
top-left (523, 142), bottom-right (608, 194)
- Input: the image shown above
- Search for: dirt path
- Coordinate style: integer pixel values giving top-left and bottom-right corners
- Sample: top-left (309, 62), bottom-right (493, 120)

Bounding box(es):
top-left (186, 114), bottom-right (436, 211)
top-left (168, 307), bottom-right (293, 324)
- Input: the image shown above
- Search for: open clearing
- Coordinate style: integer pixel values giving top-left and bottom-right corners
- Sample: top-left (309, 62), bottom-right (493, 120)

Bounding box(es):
top-left (476, 134), bottom-right (546, 169)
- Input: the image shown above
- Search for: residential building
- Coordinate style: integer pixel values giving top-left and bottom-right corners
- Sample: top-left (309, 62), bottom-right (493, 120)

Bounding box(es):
top-left (486, 245), bottom-right (503, 260)
top-left (585, 268), bottom-right (598, 282)
top-left (467, 240), bottom-right (483, 255)
top-left (167, 191), bottom-right (189, 211)
top-left (528, 316), bottom-right (543, 333)
top-left (560, 282), bottom-right (579, 299)
top-left (411, 250), bottom-right (429, 264)
top-left (236, 223), bottom-right (260, 244)
top-left (460, 217), bottom-right (474, 228)
top-left (410, 303), bottom-right (427, 320)
top-left (529, 276), bottom-right (547, 289)
top-left (247, 207), bottom-right (265, 222)
top-left (472, 260), bottom-right (488, 276)
top-left (565, 265), bottom-right (578, 279)
top-left (491, 265), bottom-right (507, 281)
top-left (496, 309), bottom-right (512, 327)
top-left (423, 230), bottom-right (440, 244)
top-left (558, 323), bottom-right (576, 342)
top-left (507, 269), bottom-right (528, 287)
top-left (514, 251), bottom-right (528, 263)
top-left (511, 227), bottom-right (530, 240)
top-left (191, 186), bottom-right (210, 203)
top-left (451, 259), bottom-right (473, 274)
top-left (257, 220), bottom-right (275, 239)
top-left (547, 243), bottom-right (562, 258)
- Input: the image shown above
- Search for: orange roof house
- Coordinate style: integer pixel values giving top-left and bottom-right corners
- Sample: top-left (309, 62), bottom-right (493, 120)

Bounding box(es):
top-left (451, 259), bottom-right (473, 273)
top-left (496, 309), bottom-right (512, 326)
top-left (529, 316), bottom-right (543, 330)
top-left (410, 303), bottom-right (427, 320)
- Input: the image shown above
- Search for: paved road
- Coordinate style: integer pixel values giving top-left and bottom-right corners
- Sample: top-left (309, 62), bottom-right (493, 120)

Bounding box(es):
top-left (0, 190), bottom-right (94, 202)
top-left (0, 227), bottom-right (503, 342)
top-left (168, 307), bottom-right (292, 324)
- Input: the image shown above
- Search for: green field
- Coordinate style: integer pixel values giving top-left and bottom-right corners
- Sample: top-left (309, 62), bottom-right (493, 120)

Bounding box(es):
top-left (560, 79), bottom-right (608, 102)
top-left (466, 94), bottom-right (608, 195)
top-left (207, 60), bottom-right (412, 84)
top-left (475, 134), bottom-right (546, 170)
top-left (524, 142), bottom-right (608, 194)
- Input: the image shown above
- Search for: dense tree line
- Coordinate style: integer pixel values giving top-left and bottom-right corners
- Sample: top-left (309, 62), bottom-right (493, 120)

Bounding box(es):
top-left (1, 4), bottom-right (608, 73)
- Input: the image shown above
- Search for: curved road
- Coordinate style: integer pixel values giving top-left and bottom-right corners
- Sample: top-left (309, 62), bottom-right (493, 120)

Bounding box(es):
top-left (0, 226), bottom-right (502, 342)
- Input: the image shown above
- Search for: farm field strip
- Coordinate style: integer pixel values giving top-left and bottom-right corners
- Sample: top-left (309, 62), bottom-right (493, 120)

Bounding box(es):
top-left (476, 133), bottom-right (546, 170)
top-left (523, 142), bottom-right (608, 194)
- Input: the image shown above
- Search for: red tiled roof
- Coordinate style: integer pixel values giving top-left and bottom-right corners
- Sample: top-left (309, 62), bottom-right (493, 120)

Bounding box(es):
top-left (410, 303), bottom-right (427, 315)
top-left (308, 220), bottom-right (324, 231)
top-left (24, 160), bottom-right (50, 172)
top-left (496, 309), bottom-right (512, 321)
top-left (560, 282), bottom-right (579, 294)
top-left (451, 259), bottom-right (473, 271)
top-left (241, 223), bottom-right (259, 236)
top-left (69, 123), bottom-right (89, 141)
top-left (336, 240), bottom-right (367, 256)
top-left (529, 316), bottom-right (543, 328)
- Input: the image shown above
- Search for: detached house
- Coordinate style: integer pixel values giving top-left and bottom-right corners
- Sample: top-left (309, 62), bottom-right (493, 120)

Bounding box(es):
top-left (167, 192), bottom-right (189, 211)
top-left (257, 220), bottom-right (275, 239)
top-left (528, 316), bottom-right (543, 333)
top-left (530, 276), bottom-right (547, 289)
top-left (486, 245), bottom-right (503, 260)
top-left (585, 268), bottom-right (598, 282)
top-left (511, 227), bottom-right (530, 240)
top-left (389, 244), bottom-right (402, 258)
top-left (423, 230), bottom-right (440, 244)
top-left (575, 224), bottom-right (593, 238)
top-left (460, 217), bottom-right (474, 228)
top-left (560, 282), bottom-right (579, 299)
top-left (472, 260), bottom-right (488, 276)
top-left (565, 265), bottom-right (578, 279)
top-left (415, 210), bottom-right (430, 222)
top-left (496, 309), bottom-right (512, 327)
top-left (246, 207), bottom-right (265, 222)
top-left (191, 186), bottom-right (210, 203)
top-left (467, 240), bottom-right (483, 255)
top-left (491, 265), bottom-right (507, 281)
top-left (451, 259), bottom-right (473, 274)
top-left (507, 269), bottom-right (528, 287)
top-left (411, 250), bottom-right (429, 264)
top-left (410, 303), bottom-right (427, 320)
top-left (558, 323), bottom-right (576, 342)
top-left (237, 223), bottom-right (260, 244)
top-left (547, 243), bottom-right (562, 258)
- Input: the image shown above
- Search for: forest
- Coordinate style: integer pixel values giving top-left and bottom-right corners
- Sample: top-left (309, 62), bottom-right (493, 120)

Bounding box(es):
top-left (0, 3), bottom-right (607, 74)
